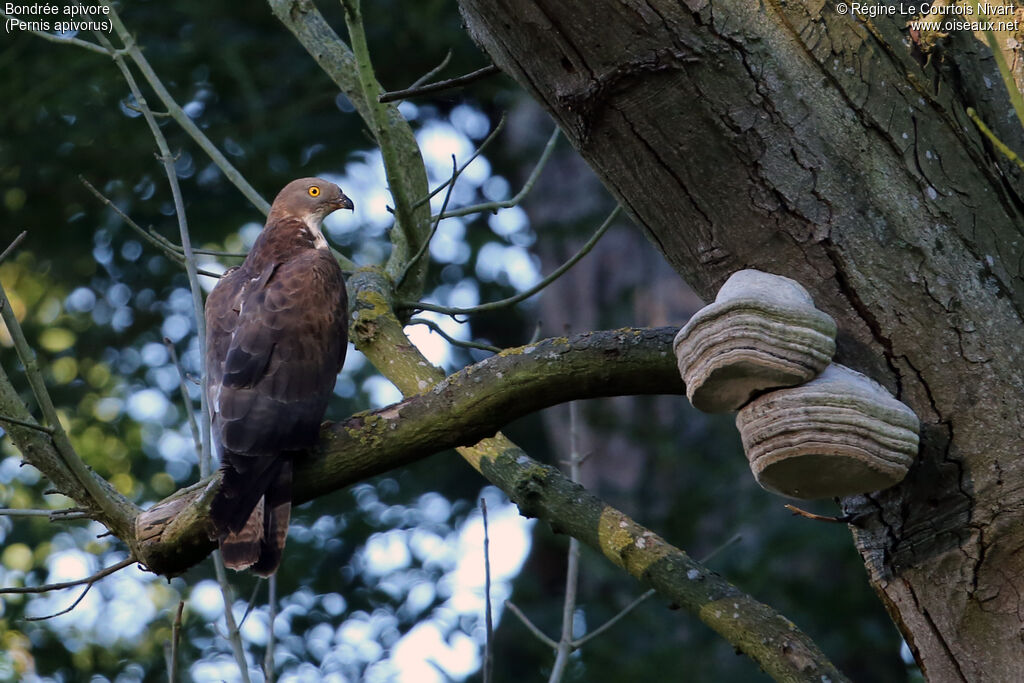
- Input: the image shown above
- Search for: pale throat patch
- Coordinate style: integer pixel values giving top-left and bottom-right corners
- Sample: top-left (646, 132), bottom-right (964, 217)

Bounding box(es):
top-left (302, 215), bottom-right (330, 250)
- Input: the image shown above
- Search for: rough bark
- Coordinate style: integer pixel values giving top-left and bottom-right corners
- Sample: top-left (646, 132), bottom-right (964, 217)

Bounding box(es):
top-left (456, 1), bottom-right (1024, 680)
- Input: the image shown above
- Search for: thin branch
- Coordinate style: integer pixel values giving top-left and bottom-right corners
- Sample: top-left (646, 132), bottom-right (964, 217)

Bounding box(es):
top-left (101, 2), bottom-right (270, 214)
top-left (264, 574), bottom-right (277, 683)
top-left (169, 600), bottom-right (185, 683)
top-left (403, 205), bottom-right (620, 317)
top-left (0, 279), bottom-right (132, 525)
top-left (504, 600), bottom-right (558, 649)
top-left (0, 231), bottom-right (26, 264)
top-left (549, 401), bottom-right (583, 682)
top-left (481, 498), bottom-right (494, 683)
top-left (397, 155), bottom-right (458, 289)
top-left (165, 338), bottom-right (202, 458)
top-left (966, 107), bottom-right (1024, 171)
top-left (406, 318), bottom-right (501, 354)
top-left (238, 579), bottom-right (264, 630)
top-left (25, 583), bottom-right (94, 621)
top-left (125, 101), bottom-right (170, 118)
top-left (13, 5), bottom-right (268, 215)
top-left (92, 28), bottom-right (212, 477)
top-left (433, 126), bottom-right (558, 220)
top-left (0, 414), bottom-right (54, 434)
top-left (413, 114), bottom-right (506, 210)
top-left (571, 532), bottom-right (743, 650)
top-left (0, 556), bottom-right (135, 595)
top-left (340, 0), bottom-right (424, 282)
top-left (97, 19), bottom-right (237, 675)
top-left (784, 504), bottom-right (856, 524)
top-left (80, 176), bottom-right (183, 259)
top-left (213, 551), bottom-right (253, 683)
top-left (79, 176), bottom-right (225, 278)
top-left (699, 532), bottom-right (743, 565)
top-left (379, 64), bottom-right (500, 103)
top-left (0, 507), bottom-right (90, 521)
top-left (408, 50), bottom-right (452, 90)
top-left (571, 589), bottom-right (655, 650)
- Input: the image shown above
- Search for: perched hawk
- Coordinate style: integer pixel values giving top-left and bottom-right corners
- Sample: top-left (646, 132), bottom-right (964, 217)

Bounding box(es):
top-left (205, 177), bottom-right (353, 575)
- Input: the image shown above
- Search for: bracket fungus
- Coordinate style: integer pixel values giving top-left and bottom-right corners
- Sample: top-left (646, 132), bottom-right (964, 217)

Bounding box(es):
top-left (673, 269), bottom-right (837, 413)
top-left (735, 364), bottom-right (920, 499)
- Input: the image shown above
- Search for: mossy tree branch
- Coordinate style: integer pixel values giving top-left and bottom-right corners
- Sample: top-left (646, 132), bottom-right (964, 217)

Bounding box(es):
top-left (124, 313), bottom-right (849, 678)
top-left (343, 268), bottom-right (847, 681)
top-left (269, 0), bottom-right (432, 300)
top-left (129, 322), bottom-right (683, 574)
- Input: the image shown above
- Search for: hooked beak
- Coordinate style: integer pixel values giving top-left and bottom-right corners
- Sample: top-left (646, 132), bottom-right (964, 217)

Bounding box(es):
top-left (333, 194), bottom-right (355, 211)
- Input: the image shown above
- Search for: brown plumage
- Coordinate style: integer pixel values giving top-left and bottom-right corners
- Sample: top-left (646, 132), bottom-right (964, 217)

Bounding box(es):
top-left (205, 177), bottom-right (353, 575)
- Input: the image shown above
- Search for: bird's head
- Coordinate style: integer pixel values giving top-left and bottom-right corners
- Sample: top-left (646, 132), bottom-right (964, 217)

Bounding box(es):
top-left (267, 177), bottom-right (355, 230)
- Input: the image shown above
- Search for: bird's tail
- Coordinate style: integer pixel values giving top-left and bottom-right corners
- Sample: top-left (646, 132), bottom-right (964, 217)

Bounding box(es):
top-left (211, 454), bottom-right (293, 576)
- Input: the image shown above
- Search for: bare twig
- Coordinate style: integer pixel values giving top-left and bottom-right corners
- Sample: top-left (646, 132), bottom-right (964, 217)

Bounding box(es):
top-left (26, 584), bottom-right (94, 621)
top-left (101, 3), bottom-right (270, 214)
top-left (481, 498), bottom-right (494, 683)
top-left (238, 579), bottom-right (264, 630)
top-left (79, 177), bottom-right (225, 278)
top-left (0, 231), bottom-right (26, 264)
top-left (571, 589), bottom-right (656, 650)
top-left (169, 600), bottom-right (185, 683)
top-left (408, 50), bottom-right (452, 91)
top-left (0, 507), bottom-right (90, 521)
top-left (413, 114), bottom-right (507, 210)
top-left (212, 551), bottom-right (253, 683)
top-left (1, 556), bottom-right (135, 596)
top-left (549, 402), bottom-right (583, 682)
top-left (571, 533), bottom-right (743, 649)
top-left (92, 28), bottom-right (213, 477)
top-left (0, 414), bottom-right (54, 434)
top-left (14, 5), bottom-right (268, 214)
top-left (505, 600), bottom-right (558, 649)
top-left (784, 504), bottom-right (856, 524)
top-left (0, 280), bottom-right (132, 525)
top-left (340, 0), bottom-right (425, 281)
top-left (403, 205), bottom-right (620, 317)
top-left (379, 64), bottom-right (500, 103)
top-left (125, 101), bottom-right (170, 117)
top-left (164, 338), bottom-right (202, 459)
top-left (966, 107), bottom-right (1024, 171)
top-left (92, 19), bottom-right (245, 680)
top-left (397, 155), bottom-right (458, 289)
top-left (699, 532), bottom-right (743, 565)
top-left (433, 126), bottom-right (558, 221)
top-left (265, 574), bottom-right (277, 683)
top-left (406, 318), bottom-right (501, 354)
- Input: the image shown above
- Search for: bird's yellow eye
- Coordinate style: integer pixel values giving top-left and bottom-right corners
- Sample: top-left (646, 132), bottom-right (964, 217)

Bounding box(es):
top-left (308, 186), bottom-right (320, 197)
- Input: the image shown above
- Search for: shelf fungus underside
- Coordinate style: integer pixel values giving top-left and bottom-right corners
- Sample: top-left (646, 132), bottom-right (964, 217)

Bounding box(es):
top-left (736, 364), bottom-right (921, 499)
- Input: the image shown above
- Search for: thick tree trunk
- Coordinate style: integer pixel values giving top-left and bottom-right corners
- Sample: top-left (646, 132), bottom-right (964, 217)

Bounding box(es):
top-left (457, 1), bottom-right (1024, 679)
